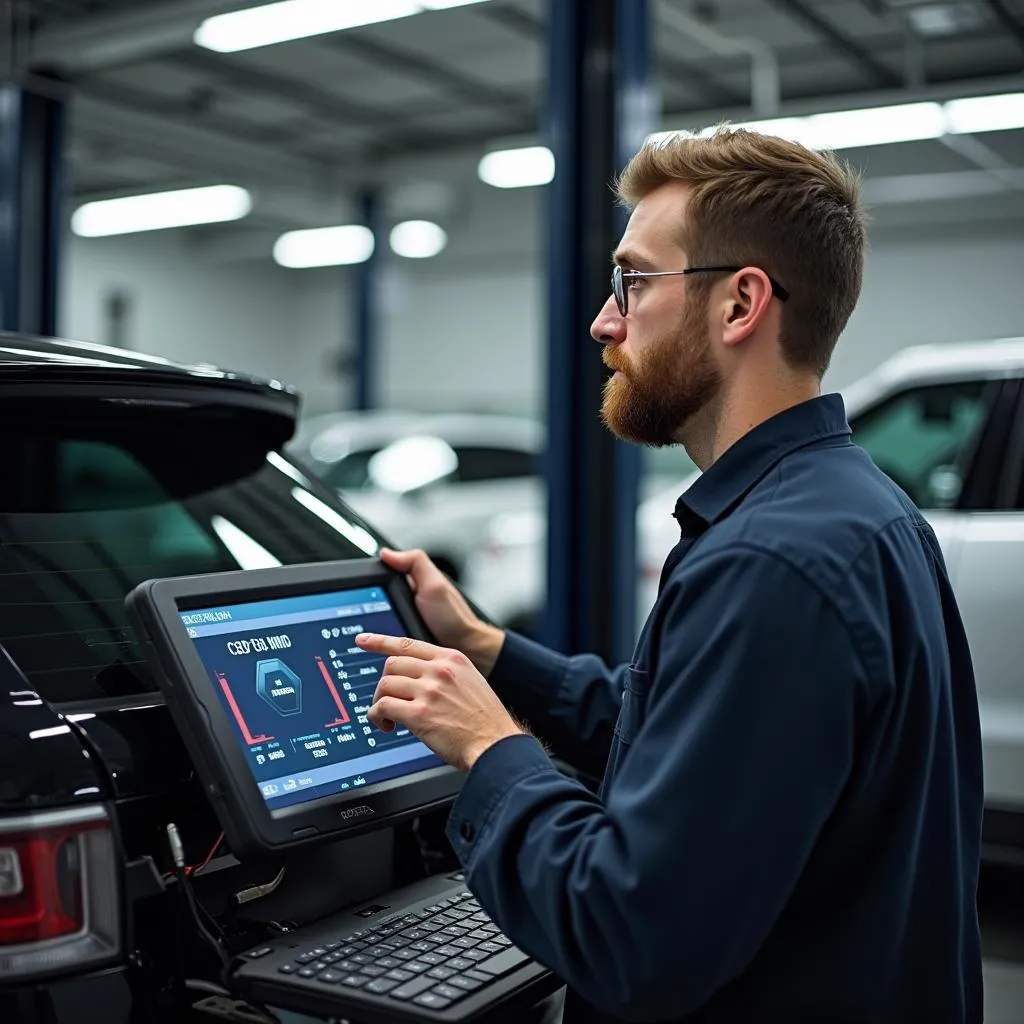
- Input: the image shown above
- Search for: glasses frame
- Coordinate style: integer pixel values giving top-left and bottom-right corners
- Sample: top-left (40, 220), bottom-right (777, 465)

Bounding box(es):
top-left (611, 264), bottom-right (790, 317)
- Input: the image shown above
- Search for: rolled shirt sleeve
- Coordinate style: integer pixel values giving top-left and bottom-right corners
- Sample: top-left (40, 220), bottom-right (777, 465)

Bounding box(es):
top-left (447, 545), bottom-right (873, 1021)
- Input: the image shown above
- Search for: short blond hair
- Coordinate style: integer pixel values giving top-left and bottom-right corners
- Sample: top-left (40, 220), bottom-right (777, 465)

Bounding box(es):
top-left (618, 127), bottom-right (867, 377)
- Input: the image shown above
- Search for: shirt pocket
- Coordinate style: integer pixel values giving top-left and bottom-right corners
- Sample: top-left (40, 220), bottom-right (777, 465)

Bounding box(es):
top-left (613, 666), bottom-right (651, 746)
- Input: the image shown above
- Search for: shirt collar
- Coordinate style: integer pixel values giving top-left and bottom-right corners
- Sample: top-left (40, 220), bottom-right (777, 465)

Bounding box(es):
top-left (674, 393), bottom-right (851, 529)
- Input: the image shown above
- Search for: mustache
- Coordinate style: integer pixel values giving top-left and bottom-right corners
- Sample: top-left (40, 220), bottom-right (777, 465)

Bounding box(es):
top-left (602, 349), bottom-right (630, 374)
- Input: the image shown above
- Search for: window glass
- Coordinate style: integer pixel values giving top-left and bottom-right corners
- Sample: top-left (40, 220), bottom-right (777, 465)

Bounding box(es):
top-left (850, 380), bottom-right (990, 509)
top-left (319, 448), bottom-right (380, 491)
top-left (453, 446), bottom-right (536, 483)
top-left (0, 410), bottom-right (383, 704)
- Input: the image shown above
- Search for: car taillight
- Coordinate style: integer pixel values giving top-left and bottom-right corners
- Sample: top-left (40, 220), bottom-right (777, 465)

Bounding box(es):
top-left (0, 806), bottom-right (120, 980)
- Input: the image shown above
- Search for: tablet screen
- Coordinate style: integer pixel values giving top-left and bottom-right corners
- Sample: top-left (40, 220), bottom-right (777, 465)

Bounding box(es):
top-left (180, 586), bottom-right (442, 811)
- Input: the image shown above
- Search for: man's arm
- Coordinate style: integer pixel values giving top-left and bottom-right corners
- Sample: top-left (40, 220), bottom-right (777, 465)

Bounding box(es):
top-left (483, 630), bottom-right (629, 779)
top-left (445, 545), bottom-right (874, 1020)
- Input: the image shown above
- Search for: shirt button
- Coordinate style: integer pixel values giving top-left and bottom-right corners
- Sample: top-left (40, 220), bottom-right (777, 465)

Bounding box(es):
top-left (460, 821), bottom-right (475, 842)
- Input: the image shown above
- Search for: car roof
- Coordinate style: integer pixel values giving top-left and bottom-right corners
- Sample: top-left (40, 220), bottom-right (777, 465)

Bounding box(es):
top-left (0, 329), bottom-right (296, 395)
top-left (842, 336), bottom-right (1024, 414)
top-left (292, 410), bottom-right (544, 462)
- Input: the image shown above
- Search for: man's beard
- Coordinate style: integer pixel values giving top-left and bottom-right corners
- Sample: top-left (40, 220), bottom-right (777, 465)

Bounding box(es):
top-left (600, 298), bottom-right (721, 447)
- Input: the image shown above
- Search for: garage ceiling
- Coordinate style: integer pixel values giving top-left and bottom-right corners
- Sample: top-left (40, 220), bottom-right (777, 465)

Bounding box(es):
top-left (8, 0), bottom-right (1024, 235)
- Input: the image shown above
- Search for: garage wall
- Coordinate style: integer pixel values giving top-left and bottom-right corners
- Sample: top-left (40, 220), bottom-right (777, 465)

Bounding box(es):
top-left (59, 188), bottom-right (1024, 419)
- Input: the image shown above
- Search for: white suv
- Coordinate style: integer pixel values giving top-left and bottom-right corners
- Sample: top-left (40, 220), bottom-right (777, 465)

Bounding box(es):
top-left (289, 411), bottom-right (543, 582)
top-left (463, 337), bottom-right (1024, 855)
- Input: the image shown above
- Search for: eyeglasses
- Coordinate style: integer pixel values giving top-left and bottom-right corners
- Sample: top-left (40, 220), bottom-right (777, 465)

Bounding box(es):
top-left (611, 264), bottom-right (790, 317)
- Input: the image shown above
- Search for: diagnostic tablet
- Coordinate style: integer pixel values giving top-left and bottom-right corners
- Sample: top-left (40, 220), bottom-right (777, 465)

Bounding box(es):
top-left (126, 559), bottom-right (459, 859)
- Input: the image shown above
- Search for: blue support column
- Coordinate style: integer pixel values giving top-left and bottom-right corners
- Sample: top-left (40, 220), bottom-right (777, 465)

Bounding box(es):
top-left (541, 0), bottom-right (657, 662)
top-left (0, 80), bottom-right (66, 335)
top-left (352, 189), bottom-right (381, 410)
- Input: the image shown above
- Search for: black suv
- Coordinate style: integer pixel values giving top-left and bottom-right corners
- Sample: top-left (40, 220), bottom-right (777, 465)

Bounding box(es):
top-left (0, 332), bottom-right (462, 1023)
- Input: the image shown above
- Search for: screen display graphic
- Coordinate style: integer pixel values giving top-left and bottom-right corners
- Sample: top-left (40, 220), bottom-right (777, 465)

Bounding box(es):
top-left (180, 587), bottom-right (441, 811)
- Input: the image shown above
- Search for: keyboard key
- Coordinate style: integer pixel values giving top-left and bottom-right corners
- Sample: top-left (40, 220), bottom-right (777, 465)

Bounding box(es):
top-left (427, 966), bottom-right (456, 980)
top-left (478, 941), bottom-right (505, 954)
top-left (432, 983), bottom-right (467, 1002)
top-left (404, 961), bottom-right (431, 974)
top-left (413, 992), bottom-right (452, 1010)
top-left (409, 940), bottom-right (436, 953)
top-left (392, 948), bottom-right (420, 961)
top-left (434, 945), bottom-right (464, 958)
top-left (367, 945), bottom-right (397, 957)
top-left (298, 968), bottom-right (317, 979)
top-left (425, 905), bottom-right (444, 913)
top-left (417, 952), bottom-right (447, 965)
top-left (277, 964), bottom-right (297, 974)
top-left (351, 954), bottom-right (373, 965)
top-left (323, 953), bottom-right (342, 964)
top-left (441, 925), bottom-right (469, 938)
top-left (245, 947), bottom-right (273, 959)
top-left (447, 957), bottom-right (475, 972)
top-left (341, 974), bottom-right (367, 988)
top-left (324, 942), bottom-right (340, 951)
top-left (452, 937), bottom-right (480, 950)
top-left (493, 935), bottom-right (512, 947)
top-left (335, 960), bottom-right (361, 973)
top-left (338, 946), bottom-right (359, 957)
top-left (361, 966), bottom-right (387, 978)
top-left (474, 946), bottom-right (531, 977)
top-left (401, 928), bottom-right (429, 941)
top-left (389, 976), bottom-right (436, 1001)
top-left (447, 974), bottom-right (484, 992)
top-left (317, 971), bottom-right (343, 984)
top-left (376, 957), bottom-right (401, 970)
top-left (311, 948), bottom-right (327, 958)
top-left (463, 969), bottom-right (492, 983)
top-left (365, 977), bottom-right (400, 995)
top-left (469, 930), bottom-right (493, 941)
top-left (384, 968), bottom-right (414, 983)
top-left (295, 953), bottom-right (316, 964)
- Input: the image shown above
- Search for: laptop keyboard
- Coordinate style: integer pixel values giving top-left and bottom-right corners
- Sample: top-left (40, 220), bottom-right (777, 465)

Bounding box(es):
top-left (269, 889), bottom-right (531, 1012)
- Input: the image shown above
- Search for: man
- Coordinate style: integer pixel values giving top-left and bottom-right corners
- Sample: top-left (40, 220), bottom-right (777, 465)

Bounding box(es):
top-left (358, 127), bottom-right (984, 1022)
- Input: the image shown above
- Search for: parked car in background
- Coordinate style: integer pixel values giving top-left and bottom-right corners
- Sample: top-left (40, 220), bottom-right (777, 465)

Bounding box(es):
top-left (463, 337), bottom-right (1024, 861)
top-left (289, 410), bottom-right (544, 581)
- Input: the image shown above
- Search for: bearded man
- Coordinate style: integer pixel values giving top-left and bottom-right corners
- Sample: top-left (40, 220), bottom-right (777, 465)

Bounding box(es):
top-left (358, 127), bottom-right (984, 1024)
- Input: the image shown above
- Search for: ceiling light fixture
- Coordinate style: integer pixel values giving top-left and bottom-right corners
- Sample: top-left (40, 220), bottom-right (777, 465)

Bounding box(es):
top-left (389, 220), bottom-right (448, 258)
top-left (650, 92), bottom-right (1024, 151)
top-left (195, 0), bottom-right (491, 53)
top-left (71, 185), bottom-right (251, 237)
top-left (477, 146), bottom-right (555, 189)
top-left (273, 225), bottom-right (375, 268)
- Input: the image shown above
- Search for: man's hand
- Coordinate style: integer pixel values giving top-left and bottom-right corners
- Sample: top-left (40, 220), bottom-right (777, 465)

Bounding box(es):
top-left (379, 548), bottom-right (505, 677)
top-left (358, 632), bottom-right (523, 772)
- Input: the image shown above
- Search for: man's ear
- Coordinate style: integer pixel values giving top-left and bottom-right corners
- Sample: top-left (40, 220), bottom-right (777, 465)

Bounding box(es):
top-left (721, 268), bottom-right (775, 348)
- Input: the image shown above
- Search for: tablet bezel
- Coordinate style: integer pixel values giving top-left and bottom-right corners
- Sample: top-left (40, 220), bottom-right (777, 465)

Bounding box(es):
top-left (126, 558), bottom-right (462, 859)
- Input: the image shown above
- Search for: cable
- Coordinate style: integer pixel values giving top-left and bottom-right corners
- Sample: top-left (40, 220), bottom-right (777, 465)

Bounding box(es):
top-left (189, 831), bottom-right (225, 877)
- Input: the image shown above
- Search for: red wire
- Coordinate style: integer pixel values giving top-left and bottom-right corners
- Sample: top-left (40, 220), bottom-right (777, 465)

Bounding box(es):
top-left (187, 831), bottom-right (225, 876)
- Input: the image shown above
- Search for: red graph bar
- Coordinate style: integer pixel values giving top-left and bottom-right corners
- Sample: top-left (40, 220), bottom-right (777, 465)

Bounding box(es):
top-left (316, 657), bottom-right (351, 727)
top-left (217, 673), bottom-right (273, 745)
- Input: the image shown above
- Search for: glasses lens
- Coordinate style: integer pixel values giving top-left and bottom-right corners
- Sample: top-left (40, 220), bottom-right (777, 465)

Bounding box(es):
top-left (612, 266), bottom-right (626, 316)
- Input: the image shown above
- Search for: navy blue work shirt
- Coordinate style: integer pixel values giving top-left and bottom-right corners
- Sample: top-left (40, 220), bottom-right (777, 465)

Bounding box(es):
top-left (445, 393), bottom-right (984, 1023)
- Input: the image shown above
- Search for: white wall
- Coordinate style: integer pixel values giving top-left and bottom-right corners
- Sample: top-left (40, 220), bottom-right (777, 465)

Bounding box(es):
top-left (59, 187), bottom-right (1024, 422)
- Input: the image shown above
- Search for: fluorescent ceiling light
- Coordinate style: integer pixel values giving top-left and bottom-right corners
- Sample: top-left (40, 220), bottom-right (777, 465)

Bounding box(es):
top-left (389, 220), bottom-right (448, 258)
top-left (478, 146), bottom-right (555, 189)
top-left (195, 0), bottom-right (490, 53)
top-left (655, 93), bottom-right (1024, 153)
top-left (71, 185), bottom-right (251, 237)
top-left (946, 93), bottom-right (1024, 135)
top-left (273, 224), bottom-right (374, 268)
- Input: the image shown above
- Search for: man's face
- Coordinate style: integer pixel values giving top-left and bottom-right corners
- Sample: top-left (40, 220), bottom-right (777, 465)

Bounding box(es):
top-left (591, 182), bottom-right (722, 447)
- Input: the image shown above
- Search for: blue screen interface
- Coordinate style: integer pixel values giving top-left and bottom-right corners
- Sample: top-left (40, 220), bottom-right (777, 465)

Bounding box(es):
top-left (180, 587), bottom-right (442, 811)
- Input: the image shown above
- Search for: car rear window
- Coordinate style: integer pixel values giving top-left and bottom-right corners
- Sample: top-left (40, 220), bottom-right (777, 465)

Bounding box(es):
top-left (0, 400), bottom-right (383, 704)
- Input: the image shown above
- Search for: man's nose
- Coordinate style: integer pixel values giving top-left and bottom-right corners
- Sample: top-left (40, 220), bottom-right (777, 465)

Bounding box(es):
top-left (590, 294), bottom-right (625, 345)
